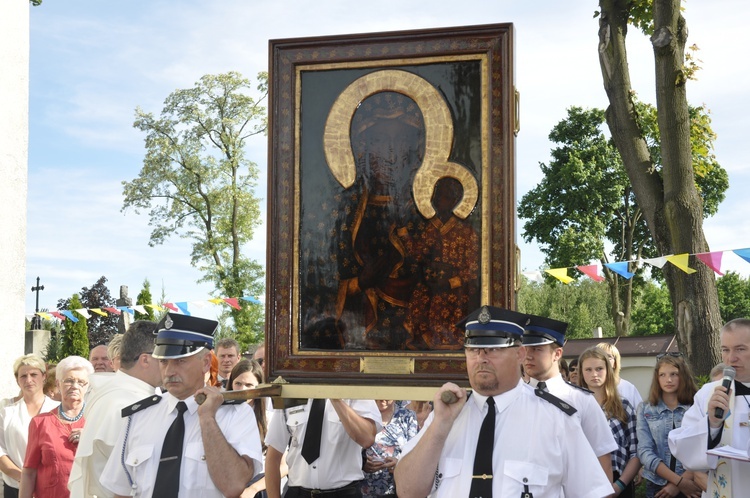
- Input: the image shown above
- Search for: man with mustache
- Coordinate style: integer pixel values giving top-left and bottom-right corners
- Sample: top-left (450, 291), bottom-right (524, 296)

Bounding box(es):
top-left (394, 305), bottom-right (612, 498)
top-left (101, 313), bottom-right (263, 498)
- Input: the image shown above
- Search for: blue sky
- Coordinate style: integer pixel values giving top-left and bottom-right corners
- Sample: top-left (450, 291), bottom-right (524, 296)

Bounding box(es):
top-left (25, 0), bottom-right (750, 318)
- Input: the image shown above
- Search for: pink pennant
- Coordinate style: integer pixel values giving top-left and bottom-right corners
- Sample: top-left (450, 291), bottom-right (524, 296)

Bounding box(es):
top-left (104, 307), bottom-right (121, 315)
top-left (163, 302), bottom-right (179, 312)
top-left (577, 264), bottom-right (605, 282)
top-left (695, 251), bottom-right (724, 275)
top-left (50, 311), bottom-right (66, 320)
top-left (223, 298), bottom-right (242, 310)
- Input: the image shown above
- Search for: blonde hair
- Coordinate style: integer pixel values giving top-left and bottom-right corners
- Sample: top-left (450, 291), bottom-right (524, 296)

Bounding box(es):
top-left (108, 334), bottom-right (124, 362)
top-left (596, 342), bottom-right (622, 381)
top-left (580, 347), bottom-right (628, 425)
top-left (13, 354), bottom-right (46, 377)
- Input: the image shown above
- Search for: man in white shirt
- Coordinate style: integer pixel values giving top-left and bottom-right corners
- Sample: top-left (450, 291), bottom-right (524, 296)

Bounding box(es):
top-left (69, 320), bottom-right (162, 498)
top-left (395, 306), bottom-right (612, 498)
top-left (669, 318), bottom-right (750, 498)
top-left (101, 313), bottom-right (262, 498)
top-left (522, 313), bottom-right (617, 484)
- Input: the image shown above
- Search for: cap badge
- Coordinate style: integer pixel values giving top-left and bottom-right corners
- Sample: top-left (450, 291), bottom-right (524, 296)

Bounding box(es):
top-left (478, 306), bottom-right (491, 324)
top-left (164, 316), bottom-right (174, 329)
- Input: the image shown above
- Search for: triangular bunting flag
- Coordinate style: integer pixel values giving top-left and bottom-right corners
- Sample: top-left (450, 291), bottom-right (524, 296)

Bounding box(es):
top-left (61, 310), bottom-right (79, 322)
top-left (223, 298), bottom-right (242, 310)
top-left (208, 298), bottom-right (224, 305)
top-left (522, 271), bottom-right (545, 284)
top-left (577, 264), bottom-right (605, 282)
top-left (545, 268), bottom-right (574, 284)
top-left (163, 303), bottom-right (179, 312)
top-left (50, 311), bottom-right (66, 320)
top-left (89, 308), bottom-right (108, 317)
top-left (145, 303), bottom-right (164, 311)
top-left (733, 248), bottom-right (750, 264)
top-left (175, 302), bottom-right (191, 316)
top-left (104, 307), bottom-right (122, 315)
top-left (189, 301), bottom-right (207, 308)
top-left (666, 254), bottom-right (697, 274)
top-left (641, 256), bottom-right (669, 269)
top-left (696, 251), bottom-right (724, 275)
top-left (39, 312), bottom-right (53, 320)
top-left (241, 296), bottom-right (262, 304)
top-left (118, 307), bottom-right (135, 315)
top-left (604, 262), bottom-right (635, 279)
top-left (75, 308), bottom-right (91, 319)
top-left (132, 305), bottom-right (147, 314)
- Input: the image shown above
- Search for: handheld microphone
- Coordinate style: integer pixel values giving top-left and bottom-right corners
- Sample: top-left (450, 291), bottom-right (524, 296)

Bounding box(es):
top-left (715, 366), bottom-right (736, 419)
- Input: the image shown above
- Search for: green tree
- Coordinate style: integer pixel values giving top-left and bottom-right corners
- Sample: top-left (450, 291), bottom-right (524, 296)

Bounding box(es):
top-left (57, 276), bottom-right (118, 346)
top-left (135, 278), bottom-right (157, 321)
top-left (596, 0), bottom-right (727, 374)
top-left (517, 277), bottom-right (614, 339)
top-left (716, 272), bottom-right (750, 322)
top-left (630, 281), bottom-right (674, 335)
top-left (60, 294), bottom-right (89, 358)
top-left (122, 72), bottom-right (267, 335)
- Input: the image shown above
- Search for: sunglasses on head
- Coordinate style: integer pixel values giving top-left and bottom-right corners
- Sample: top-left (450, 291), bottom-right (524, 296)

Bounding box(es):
top-left (656, 352), bottom-right (683, 360)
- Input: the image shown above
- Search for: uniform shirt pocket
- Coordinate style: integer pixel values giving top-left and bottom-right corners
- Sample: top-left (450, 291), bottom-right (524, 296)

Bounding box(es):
top-left (434, 456), bottom-right (462, 491)
top-left (182, 442), bottom-right (217, 491)
top-left (501, 460), bottom-right (549, 495)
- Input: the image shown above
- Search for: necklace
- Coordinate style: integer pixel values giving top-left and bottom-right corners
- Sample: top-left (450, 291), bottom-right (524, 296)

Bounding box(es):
top-left (58, 401), bottom-right (85, 423)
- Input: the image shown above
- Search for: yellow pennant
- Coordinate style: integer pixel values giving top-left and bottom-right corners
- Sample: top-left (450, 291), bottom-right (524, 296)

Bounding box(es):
top-left (89, 308), bottom-right (108, 317)
top-left (545, 268), bottom-right (574, 284)
top-left (666, 253), bottom-right (697, 274)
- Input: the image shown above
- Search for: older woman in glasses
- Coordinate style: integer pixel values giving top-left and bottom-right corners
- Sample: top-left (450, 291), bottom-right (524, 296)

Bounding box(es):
top-left (19, 356), bottom-right (94, 498)
top-left (636, 353), bottom-right (702, 498)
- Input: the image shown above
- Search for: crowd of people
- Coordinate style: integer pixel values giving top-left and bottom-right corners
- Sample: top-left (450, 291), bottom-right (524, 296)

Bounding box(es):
top-left (0, 310), bottom-right (748, 497)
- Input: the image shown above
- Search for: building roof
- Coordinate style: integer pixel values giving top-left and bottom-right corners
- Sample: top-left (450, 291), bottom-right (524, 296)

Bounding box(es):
top-left (562, 334), bottom-right (679, 359)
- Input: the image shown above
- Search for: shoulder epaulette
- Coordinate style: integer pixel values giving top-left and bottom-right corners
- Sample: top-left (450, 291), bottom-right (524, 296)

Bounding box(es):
top-left (121, 394), bottom-right (162, 418)
top-left (564, 380), bottom-right (593, 394)
top-left (535, 388), bottom-right (577, 416)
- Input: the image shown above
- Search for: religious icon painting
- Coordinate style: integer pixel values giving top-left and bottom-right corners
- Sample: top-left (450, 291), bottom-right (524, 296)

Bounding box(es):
top-left (266, 23), bottom-right (517, 386)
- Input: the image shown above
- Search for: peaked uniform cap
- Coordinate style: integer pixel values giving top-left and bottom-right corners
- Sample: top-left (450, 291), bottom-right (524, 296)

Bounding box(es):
top-left (457, 305), bottom-right (526, 348)
top-left (152, 313), bottom-right (218, 359)
top-left (522, 314), bottom-right (568, 347)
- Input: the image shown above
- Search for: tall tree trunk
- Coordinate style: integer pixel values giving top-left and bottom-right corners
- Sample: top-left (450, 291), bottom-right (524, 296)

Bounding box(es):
top-left (597, 0), bottom-right (721, 375)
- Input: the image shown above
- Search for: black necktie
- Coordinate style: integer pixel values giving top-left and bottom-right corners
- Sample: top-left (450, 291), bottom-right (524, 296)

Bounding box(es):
top-left (153, 401), bottom-right (188, 498)
top-left (537, 381), bottom-right (548, 392)
top-left (301, 399), bottom-right (326, 464)
top-left (470, 396), bottom-right (495, 498)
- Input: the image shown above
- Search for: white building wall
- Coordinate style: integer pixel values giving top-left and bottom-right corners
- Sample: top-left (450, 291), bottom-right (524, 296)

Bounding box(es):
top-left (0, 1), bottom-right (30, 397)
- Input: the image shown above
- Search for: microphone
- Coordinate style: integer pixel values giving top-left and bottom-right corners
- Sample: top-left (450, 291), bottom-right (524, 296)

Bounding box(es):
top-left (715, 366), bottom-right (736, 419)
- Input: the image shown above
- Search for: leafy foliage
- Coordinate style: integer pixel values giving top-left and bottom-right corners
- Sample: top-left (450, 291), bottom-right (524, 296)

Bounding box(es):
top-left (630, 281), bottom-right (674, 335)
top-left (717, 272), bottom-right (750, 322)
top-left (122, 71), bottom-right (267, 336)
top-left (60, 294), bottom-right (89, 358)
top-left (56, 276), bottom-right (118, 346)
top-left (135, 278), bottom-right (157, 322)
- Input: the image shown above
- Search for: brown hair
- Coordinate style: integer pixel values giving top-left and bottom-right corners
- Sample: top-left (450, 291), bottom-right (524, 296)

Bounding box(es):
top-left (579, 346), bottom-right (628, 425)
top-left (227, 359), bottom-right (267, 451)
top-left (647, 355), bottom-right (698, 406)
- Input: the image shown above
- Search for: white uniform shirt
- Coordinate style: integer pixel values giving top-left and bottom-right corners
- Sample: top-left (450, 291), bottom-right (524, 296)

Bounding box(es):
top-left (669, 380), bottom-right (750, 497)
top-left (69, 369), bottom-right (158, 498)
top-left (531, 374), bottom-right (618, 456)
top-left (265, 399), bottom-right (381, 490)
top-left (617, 378), bottom-right (643, 410)
top-left (399, 381), bottom-right (613, 498)
top-left (101, 392), bottom-right (263, 498)
top-left (0, 396), bottom-right (59, 488)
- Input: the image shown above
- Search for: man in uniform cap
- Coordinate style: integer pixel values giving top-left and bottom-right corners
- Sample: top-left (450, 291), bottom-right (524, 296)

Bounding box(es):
top-left (395, 306), bottom-right (612, 497)
top-left (101, 313), bottom-right (263, 498)
top-left (522, 314), bottom-right (618, 485)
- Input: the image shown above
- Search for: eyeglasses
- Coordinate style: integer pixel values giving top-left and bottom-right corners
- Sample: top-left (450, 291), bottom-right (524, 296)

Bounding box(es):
top-left (656, 352), bottom-right (683, 360)
top-left (62, 378), bottom-right (89, 388)
top-left (465, 347), bottom-right (511, 358)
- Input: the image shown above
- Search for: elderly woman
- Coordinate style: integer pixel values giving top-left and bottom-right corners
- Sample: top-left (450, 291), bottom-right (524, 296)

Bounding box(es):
top-left (0, 355), bottom-right (59, 498)
top-left (19, 356), bottom-right (93, 498)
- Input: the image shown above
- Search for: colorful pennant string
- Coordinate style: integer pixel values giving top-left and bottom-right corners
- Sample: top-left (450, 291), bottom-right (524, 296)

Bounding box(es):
top-left (522, 247), bottom-right (750, 284)
top-left (26, 295), bottom-right (264, 323)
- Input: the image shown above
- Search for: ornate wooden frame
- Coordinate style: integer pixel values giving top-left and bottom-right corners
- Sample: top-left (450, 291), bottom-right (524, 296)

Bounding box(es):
top-left (266, 23), bottom-right (516, 386)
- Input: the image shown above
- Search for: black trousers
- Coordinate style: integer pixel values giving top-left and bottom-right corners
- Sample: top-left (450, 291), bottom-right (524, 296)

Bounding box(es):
top-left (285, 481), bottom-right (361, 498)
top-left (4, 484), bottom-right (19, 498)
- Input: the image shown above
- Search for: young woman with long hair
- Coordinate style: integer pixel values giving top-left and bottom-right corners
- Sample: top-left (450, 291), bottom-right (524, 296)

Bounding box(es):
top-left (636, 354), bottom-right (703, 498)
top-left (580, 347), bottom-right (641, 498)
